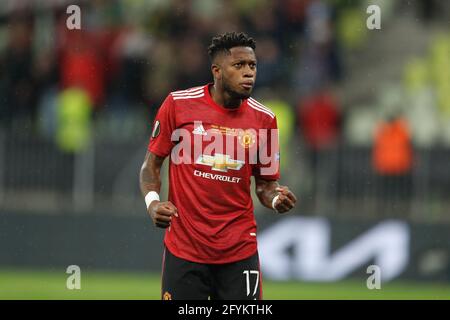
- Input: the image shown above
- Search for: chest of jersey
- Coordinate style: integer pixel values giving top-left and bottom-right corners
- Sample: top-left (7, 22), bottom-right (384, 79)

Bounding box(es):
top-left (172, 101), bottom-right (263, 174)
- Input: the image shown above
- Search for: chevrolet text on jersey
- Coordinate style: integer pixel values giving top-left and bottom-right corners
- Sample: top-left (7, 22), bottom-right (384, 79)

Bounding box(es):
top-left (194, 170), bottom-right (242, 183)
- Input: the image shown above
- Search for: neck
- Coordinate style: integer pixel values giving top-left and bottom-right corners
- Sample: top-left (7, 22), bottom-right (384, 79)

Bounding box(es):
top-left (210, 83), bottom-right (242, 109)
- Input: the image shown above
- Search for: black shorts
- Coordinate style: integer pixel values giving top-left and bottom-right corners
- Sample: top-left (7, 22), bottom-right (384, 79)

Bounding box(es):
top-left (161, 247), bottom-right (263, 300)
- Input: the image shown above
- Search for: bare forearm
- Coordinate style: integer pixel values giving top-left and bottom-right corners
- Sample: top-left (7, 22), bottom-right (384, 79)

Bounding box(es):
top-left (140, 152), bottom-right (178, 228)
top-left (139, 152), bottom-right (164, 197)
top-left (140, 166), bottom-right (161, 196)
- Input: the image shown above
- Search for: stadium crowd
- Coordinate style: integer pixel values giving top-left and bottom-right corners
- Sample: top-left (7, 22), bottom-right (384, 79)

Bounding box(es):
top-left (0, 0), bottom-right (449, 218)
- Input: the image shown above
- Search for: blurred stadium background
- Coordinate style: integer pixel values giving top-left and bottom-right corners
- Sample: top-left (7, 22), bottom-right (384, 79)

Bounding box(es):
top-left (1, 0), bottom-right (450, 299)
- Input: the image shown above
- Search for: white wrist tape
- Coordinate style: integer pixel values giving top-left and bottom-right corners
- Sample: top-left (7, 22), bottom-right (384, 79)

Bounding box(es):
top-left (272, 195), bottom-right (280, 211)
top-left (145, 191), bottom-right (160, 209)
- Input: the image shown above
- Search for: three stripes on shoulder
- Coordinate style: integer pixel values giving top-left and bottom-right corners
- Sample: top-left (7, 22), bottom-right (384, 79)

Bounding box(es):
top-left (171, 87), bottom-right (205, 100)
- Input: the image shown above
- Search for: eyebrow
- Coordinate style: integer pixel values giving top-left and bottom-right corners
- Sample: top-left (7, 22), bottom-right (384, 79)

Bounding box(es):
top-left (230, 59), bottom-right (257, 64)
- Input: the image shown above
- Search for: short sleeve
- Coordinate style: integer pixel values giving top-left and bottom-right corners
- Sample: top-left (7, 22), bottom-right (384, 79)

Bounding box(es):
top-left (148, 95), bottom-right (176, 158)
top-left (252, 116), bottom-right (280, 180)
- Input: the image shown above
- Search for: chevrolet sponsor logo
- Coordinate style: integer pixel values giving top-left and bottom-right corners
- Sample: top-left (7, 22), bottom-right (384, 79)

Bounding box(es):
top-left (195, 154), bottom-right (244, 172)
top-left (194, 170), bottom-right (241, 183)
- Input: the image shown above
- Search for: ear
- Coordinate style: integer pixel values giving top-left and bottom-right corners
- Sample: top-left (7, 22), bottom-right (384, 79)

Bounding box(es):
top-left (211, 63), bottom-right (221, 81)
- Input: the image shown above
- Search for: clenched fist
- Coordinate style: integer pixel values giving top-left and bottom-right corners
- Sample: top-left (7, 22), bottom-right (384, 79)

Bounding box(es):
top-left (148, 201), bottom-right (179, 228)
top-left (273, 186), bottom-right (297, 213)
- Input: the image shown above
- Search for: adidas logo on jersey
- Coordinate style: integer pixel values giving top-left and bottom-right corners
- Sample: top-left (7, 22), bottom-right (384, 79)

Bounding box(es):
top-left (192, 122), bottom-right (207, 136)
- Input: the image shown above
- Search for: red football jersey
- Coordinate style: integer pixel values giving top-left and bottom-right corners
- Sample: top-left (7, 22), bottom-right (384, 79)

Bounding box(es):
top-left (148, 84), bottom-right (280, 264)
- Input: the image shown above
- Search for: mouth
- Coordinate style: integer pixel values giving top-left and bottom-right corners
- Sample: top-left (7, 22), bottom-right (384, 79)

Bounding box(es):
top-left (240, 82), bottom-right (254, 90)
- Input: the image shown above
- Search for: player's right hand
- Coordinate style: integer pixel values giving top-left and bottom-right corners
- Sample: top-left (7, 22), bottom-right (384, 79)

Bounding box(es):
top-left (148, 201), bottom-right (179, 229)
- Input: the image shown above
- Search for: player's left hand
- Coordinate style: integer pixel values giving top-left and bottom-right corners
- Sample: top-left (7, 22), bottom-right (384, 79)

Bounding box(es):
top-left (273, 186), bottom-right (297, 213)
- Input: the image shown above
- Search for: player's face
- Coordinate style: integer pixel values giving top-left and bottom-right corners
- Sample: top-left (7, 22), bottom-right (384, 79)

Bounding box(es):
top-left (219, 46), bottom-right (257, 99)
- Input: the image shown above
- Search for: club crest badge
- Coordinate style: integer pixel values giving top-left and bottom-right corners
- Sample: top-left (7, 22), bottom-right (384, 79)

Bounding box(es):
top-left (238, 129), bottom-right (256, 148)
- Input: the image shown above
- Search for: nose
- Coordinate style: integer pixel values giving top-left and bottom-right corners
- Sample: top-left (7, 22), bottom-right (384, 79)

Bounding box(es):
top-left (243, 66), bottom-right (255, 78)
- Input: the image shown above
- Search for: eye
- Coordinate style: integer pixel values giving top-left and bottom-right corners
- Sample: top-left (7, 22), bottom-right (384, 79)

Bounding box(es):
top-left (249, 63), bottom-right (257, 69)
top-left (234, 63), bottom-right (242, 68)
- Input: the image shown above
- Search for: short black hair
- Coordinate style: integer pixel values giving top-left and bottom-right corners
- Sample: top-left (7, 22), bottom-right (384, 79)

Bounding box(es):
top-left (208, 32), bottom-right (256, 61)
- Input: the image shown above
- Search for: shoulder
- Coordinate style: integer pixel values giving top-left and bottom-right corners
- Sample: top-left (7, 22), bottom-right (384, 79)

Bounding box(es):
top-left (169, 85), bottom-right (206, 101)
top-left (246, 97), bottom-right (276, 121)
top-left (157, 85), bottom-right (206, 119)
